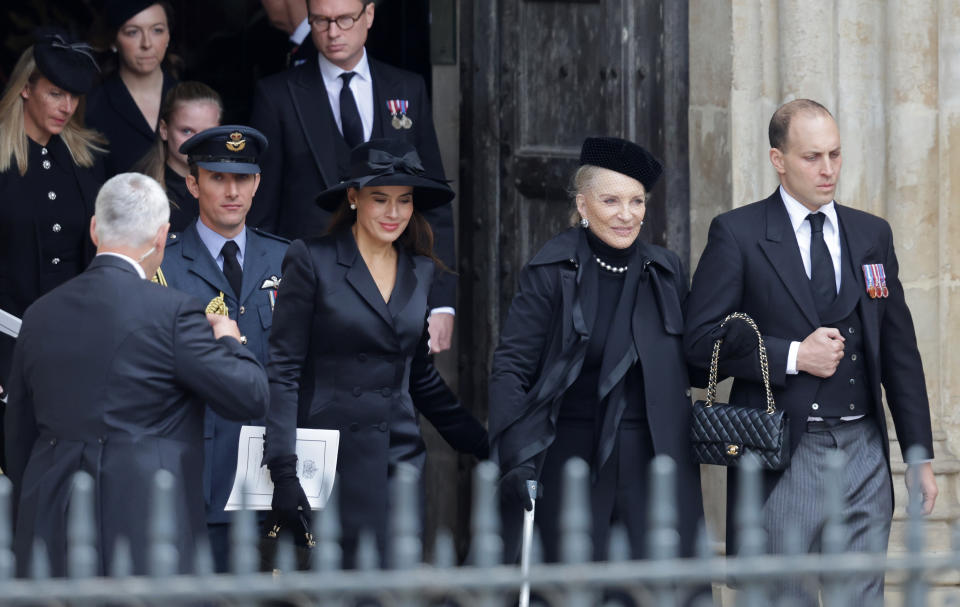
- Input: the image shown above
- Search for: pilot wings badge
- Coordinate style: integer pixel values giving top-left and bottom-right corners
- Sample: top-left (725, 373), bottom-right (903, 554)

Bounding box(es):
top-left (261, 275), bottom-right (281, 311)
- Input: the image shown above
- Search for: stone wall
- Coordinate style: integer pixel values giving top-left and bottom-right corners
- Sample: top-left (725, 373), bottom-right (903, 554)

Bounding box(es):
top-left (689, 0), bottom-right (960, 594)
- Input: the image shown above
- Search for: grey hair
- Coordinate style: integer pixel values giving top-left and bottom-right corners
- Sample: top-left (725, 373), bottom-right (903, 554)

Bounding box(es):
top-left (94, 173), bottom-right (170, 247)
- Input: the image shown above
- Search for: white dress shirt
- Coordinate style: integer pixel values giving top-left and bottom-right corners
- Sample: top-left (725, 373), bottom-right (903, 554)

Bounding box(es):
top-left (318, 49), bottom-right (374, 143)
top-left (97, 252), bottom-right (147, 279)
top-left (781, 186), bottom-right (841, 376)
top-left (290, 18), bottom-right (311, 46)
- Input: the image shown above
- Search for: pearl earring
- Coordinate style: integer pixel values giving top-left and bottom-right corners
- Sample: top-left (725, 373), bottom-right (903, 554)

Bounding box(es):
top-left (640, 220), bottom-right (644, 228)
top-left (580, 217), bottom-right (589, 228)
top-left (350, 203), bottom-right (356, 210)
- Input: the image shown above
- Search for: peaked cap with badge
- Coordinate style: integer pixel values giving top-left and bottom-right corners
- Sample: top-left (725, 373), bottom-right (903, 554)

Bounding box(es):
top-left (180, 125), bottom-right (268, 175)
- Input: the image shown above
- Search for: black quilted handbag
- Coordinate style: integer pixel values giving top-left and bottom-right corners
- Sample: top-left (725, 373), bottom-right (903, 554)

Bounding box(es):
top-left (690, 313), bottom-right (790, 470)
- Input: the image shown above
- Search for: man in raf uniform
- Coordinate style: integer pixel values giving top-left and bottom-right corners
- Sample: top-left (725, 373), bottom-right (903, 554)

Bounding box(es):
top-left (5, 172), bottom-right (268, 576)
top-left (249, 0), bottom-right (457, 352)
top-left (159, 125), bottom-right (288, 573)
top-left (684, 99), bottom-right (937, 605)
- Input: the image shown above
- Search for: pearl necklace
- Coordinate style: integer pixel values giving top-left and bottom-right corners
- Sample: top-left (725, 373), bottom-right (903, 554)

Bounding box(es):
top-left (594, 255), bottom-right (628, 273)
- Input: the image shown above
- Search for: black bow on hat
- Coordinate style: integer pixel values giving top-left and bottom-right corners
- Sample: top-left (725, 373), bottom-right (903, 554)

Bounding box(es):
top-left (315, 139), bottom-right (453, 211)
top-left (32, 30), bottom-right (101, 95)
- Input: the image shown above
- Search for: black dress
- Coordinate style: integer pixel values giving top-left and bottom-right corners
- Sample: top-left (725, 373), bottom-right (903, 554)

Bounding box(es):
top-left (85, 71), bottom-right (177, 176)
top-left (165, 164), bottom-right (197, 233)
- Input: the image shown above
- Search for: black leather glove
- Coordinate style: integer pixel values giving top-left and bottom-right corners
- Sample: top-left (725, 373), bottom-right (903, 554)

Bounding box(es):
top-left (499, 464), bottom-right (538, 512)
top-left (713, 317), bottom-right (757, 360)
top-left (268, 454), bottom-right (311, 525)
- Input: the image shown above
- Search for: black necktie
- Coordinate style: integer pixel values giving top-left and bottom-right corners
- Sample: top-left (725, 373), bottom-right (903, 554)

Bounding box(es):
top-left (339, 72), bottom-right (363, 148)
top-left (806, 212), bottom-right (837, 313)
top-left (221, 240), bottom-right (243, 297)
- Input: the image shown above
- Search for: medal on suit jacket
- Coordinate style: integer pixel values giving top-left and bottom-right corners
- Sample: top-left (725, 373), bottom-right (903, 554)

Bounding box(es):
top-left (261, 275), bottom-right (281, 311)
top-left (861, 263), bottom-right (888, 299)
top-left (387, 99), bottom-right (413, 130)
top-left (207, 291), bottom-right (229, 315)
top-left (388, 100), bottom-right (403, 130)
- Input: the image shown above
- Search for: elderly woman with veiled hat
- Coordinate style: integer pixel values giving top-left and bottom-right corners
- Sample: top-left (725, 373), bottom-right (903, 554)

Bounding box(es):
top-left (264, 138), bottom-right (488, 567)
top-left (0, 32), bottom-right (104, 428)
top-left (489, 137), bottom-right (704, 564)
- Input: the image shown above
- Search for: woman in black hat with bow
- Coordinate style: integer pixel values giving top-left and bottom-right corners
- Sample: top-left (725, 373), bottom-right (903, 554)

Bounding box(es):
top-left (489, 137), bottom-right (705, 567)
top-left (86, 1), bottom-right (177, 176)
top-left (0, 32), bottom-right (105, 433)
top-left (264, 138), bottom-right (488, 567)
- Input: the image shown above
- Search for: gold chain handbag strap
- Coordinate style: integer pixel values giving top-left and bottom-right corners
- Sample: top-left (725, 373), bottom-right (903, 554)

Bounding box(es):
top-left (704, 312), bottom-right (777, 414)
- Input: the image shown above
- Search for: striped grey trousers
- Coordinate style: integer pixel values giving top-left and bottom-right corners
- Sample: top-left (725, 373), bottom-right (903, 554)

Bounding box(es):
top-left (763, 417), bottom-right (892, 606)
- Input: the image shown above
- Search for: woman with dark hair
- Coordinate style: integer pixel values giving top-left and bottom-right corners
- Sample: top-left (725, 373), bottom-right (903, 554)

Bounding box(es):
top-left (0, 32), bottom-right (105, 408)
top-left (86, 0), bottom-right (177, 176)
top-left (264, 138), bottom-right (488, 567)
top-left (489, 137), bottom-right (705, 567)
top-left (133, 81), bottom-right (222, 231)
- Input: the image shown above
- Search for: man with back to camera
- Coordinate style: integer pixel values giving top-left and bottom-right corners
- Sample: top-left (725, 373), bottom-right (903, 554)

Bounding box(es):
top-left (4, 172), bottom-right (269, 576)
top-left (159, 124), bottom-right (288, 573)
top-left (683, 98), bottom-right (937, 605)
top-left (249, 0), bottom-right (457, 352)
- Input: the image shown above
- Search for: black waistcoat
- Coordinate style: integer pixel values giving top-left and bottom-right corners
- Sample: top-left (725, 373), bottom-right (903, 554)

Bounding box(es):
top-left (808, 225), bottom-right (873, 418)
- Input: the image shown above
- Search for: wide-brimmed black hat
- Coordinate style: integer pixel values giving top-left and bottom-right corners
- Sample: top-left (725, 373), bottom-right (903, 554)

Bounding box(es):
top-left (579, 136), bottom-right (663, 192)
top-left (180, 125), bottom-right (267, 174)
top-left (106, 0), bottom-right (162, 30)
top-left (315, 139), bottom-right (453, 211)
top-left (33, 30), bottom-right (100, 95)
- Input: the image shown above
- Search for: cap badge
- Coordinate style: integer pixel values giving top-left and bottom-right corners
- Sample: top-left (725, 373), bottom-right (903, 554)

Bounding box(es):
top-left (226, 132), bottom-right (246, 152)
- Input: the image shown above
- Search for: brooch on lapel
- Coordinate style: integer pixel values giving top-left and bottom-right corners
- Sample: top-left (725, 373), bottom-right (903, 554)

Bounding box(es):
top-left (861, 264), bottom-right (888, 298)
top-left (387, 99), bottom-right (412, 130)
top-left (261, 275), bottom-right (281, 311)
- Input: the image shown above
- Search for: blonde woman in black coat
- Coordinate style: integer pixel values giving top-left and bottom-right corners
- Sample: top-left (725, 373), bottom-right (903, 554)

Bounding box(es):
top-left (0, 33), bottom-right (104, 421)
top-left (264, 139), bottom-right (487, 567)
top-left (489, 137), bottom-right (704, 564)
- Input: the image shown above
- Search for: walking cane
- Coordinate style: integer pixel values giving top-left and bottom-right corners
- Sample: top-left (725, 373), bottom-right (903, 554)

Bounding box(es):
top-left (519, 480), bottom-right (539, 607)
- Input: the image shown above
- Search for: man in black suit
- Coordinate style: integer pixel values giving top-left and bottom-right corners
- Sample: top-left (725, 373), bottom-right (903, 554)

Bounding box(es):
top-left (249, 0), bottom-right (456, 351)
top-left (684, 99), bottom-right (937, 605)
top-left (4, 172), bottom-right (269, 576)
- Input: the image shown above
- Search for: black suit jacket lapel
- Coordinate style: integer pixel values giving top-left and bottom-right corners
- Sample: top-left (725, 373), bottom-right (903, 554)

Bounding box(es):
top-left (369, 60), bottom-right (387, 138)
top-left (337, 231), bottom-right (393, 328)
top-left (287, 64), bottom-right (339, 189)
top-left (387, 249), bottom-right (420, 320)
top-left (239, 230), bottom-right (274, 305)
top-left (181, 222), bottom-right (233, 297)
top-left (756, 191), bottom-right (820, 328)
top-left (836, 204), bottom-right (882, 397)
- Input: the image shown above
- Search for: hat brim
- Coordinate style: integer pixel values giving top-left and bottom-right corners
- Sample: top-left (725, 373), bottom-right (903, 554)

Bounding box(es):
top-left (315, 173), bottom-right (454, 212)
top-left (195, 160), bottom-right (261, 175)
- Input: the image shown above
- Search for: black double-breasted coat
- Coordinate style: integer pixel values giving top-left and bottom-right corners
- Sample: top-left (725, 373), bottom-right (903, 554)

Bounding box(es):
top-left (0, 137), bottom-right (103, 449)
top-left (489, 228), bottom-right (703, 559)
top-left (264, 230), bottom-right (486, 561)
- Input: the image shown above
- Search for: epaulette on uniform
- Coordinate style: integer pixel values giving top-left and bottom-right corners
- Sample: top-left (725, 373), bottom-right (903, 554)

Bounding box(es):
top-left (250, 227), bottom-right (290, 245)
